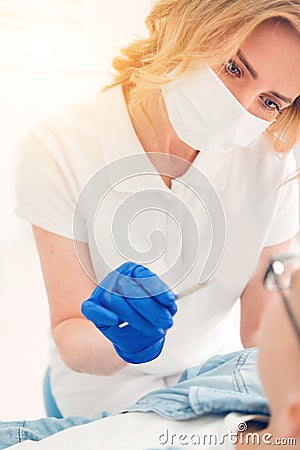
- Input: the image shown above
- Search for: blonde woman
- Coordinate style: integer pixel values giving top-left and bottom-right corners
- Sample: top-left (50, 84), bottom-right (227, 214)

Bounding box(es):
top-left (16, 0), bottom-right (300, 417)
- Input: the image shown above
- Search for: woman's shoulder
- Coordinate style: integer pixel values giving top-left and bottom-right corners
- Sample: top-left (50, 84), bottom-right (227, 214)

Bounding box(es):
top-left (250, 133), bottom-right (296, 167)
top-left (25, 92), bottom-right (106, 157)
top-left (18, 86), bottom-right (127, 184)
top-left (230, 133), bottom-right (297, 185)
top-left (15, 88), bottom-right (126, 238)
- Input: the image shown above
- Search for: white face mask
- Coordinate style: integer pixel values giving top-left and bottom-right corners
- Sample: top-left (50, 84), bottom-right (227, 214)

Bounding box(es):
top-left (161, 65), bottom-right (273, 152)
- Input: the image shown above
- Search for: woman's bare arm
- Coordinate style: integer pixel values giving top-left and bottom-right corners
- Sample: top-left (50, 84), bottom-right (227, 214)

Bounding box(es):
top-left (32, 225), bottom-right (127, 375)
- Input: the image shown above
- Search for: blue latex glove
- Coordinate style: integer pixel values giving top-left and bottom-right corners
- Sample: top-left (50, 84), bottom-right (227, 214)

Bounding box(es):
top-left (81, 262), bottom-right (177, 364)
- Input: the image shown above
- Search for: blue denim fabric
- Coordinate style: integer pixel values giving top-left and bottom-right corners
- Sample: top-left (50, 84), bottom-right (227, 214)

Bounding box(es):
top-left (0, 348), bottom-right (268, 449)
top-left (125, 347), bottom-right (269, 419)
top-left (0, 413), bottom-right (108, 450)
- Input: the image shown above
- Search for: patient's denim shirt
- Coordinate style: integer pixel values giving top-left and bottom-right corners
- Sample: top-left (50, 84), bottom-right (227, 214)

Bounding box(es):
top-left (125, 347), bottom-right (269, 419)
top-left (0, 348), bottom-right (269, 450)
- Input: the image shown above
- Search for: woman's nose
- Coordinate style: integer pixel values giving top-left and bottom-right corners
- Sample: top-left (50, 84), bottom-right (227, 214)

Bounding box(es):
top-left (227, 75), bottom-right (268, 117)
top-left (233, 87), bottom-right (257, 114)
top-left (234, 89), bottom-right (268, 120)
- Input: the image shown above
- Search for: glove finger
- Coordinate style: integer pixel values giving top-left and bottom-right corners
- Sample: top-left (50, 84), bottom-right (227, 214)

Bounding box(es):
top-left (115, 265), bottom-right (177, 316)
top-left (88, 284), bottom-right (106, 303)
top-left (96, 271), bottom-right (120, 294)
top-left (99, 262), bottom-right (137, 292)
top-left (115, 261), bottom-right (140, 276)
top-left (116, 276), bottom-right (176, 318)
top-left (132, 264), bottom-right (177, 306)
top-left (95, 263), bottom-right (148, 298)
top-left (125, 296), bottom-right (174, 330)
top-left (81, 300), bottom-right (119, 328)
top-left (92, 262), bottom-right (177, 317)
top-left (100, 291), bottom-right (166, 338)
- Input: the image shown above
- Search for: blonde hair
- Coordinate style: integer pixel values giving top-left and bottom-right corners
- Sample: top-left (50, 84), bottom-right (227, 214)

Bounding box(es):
top-left (105, 0), bottom-right (300, 153)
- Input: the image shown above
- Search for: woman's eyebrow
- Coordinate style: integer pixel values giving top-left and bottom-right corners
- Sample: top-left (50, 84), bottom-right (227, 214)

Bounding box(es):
top-left (270, 91), bottom-right (293, 105)
top-left (237, 50), bottom-right (258, 79)
top-left (237, 50), bottom-right (293, 105)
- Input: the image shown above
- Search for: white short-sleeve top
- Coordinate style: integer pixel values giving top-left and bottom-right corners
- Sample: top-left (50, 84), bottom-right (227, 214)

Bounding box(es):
top-left (15, 85), bottom-right (299, 377)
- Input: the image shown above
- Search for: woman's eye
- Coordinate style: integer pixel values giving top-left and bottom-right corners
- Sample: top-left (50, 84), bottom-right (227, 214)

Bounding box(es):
top-left (260, 97), bottom-right (282, 114)
top-left (223, 61), bottom-right (283, 116)
top-left (225, 61), bottom-right (241, 78)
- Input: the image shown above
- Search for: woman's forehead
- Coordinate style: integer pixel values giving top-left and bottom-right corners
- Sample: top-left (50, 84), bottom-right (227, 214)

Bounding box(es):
top-left (239, 19), bottom-right (300, 102)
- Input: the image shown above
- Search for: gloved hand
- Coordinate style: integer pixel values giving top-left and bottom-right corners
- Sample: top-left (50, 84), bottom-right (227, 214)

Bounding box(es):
top-left (81, 262), bottom-right (177, 364)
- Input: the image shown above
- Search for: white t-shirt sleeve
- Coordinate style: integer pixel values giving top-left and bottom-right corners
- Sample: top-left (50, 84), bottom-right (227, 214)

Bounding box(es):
top-left (264, 150), bottom-right (299, 247)
top-left (14, 122), bottom-right (88, 242)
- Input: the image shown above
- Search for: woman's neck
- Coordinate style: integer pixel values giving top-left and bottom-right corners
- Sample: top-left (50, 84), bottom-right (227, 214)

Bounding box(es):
top-left (122, 85), bottom-right (199, 188)
top-left (123, 85), bottom-right (198, 161)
